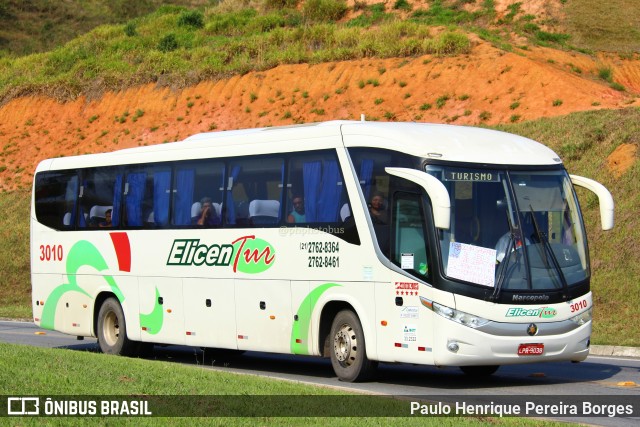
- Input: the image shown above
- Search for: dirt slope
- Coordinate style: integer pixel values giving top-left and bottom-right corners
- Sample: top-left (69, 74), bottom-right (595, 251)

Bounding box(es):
top-left (0, 40), bottom-right (638, 191)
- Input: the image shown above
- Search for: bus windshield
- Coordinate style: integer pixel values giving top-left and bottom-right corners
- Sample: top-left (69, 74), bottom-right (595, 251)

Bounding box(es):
top-left (426, 165), bottom-right (589, 293)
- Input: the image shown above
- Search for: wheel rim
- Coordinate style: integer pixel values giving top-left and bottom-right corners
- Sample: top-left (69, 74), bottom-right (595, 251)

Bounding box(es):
top-left (333, 323), bottom-right (357, 367)
top-left (102, 310), bottom-right (120, 347)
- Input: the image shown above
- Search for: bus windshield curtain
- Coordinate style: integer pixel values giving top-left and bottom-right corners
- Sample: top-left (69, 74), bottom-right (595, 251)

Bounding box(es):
top-left (112, 174), bottom-right (123, 227)
top-left (125, 172), bottom-right (146, 226)
top-left (359, 159), bottom-right (374, 201)
top-left (174, 168), bottom-right (194, 225)
top-left (153, 170), bottom-right (171, 226)
top-left (302, 160), bottom-right (342, 222)
top-left (226, 165), bottom-right (241, 225)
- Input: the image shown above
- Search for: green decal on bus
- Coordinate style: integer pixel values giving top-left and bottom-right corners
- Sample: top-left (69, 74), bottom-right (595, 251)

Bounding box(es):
top-left (140, 288), bottom-right (164, 334)
top-left (290, 283), bottom-right (341, 355)
top-left (41, 240), bottom-right (123, 330)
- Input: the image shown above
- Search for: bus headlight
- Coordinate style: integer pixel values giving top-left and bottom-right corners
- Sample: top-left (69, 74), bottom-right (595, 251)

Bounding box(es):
top-left (569, 308), bottom-right (592, 325)
top-left (423, 298), bottom-right (491, 329)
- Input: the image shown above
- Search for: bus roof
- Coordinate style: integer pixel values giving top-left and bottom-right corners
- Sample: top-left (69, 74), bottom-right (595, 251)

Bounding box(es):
top-left (338, 121), bottom-right (561, 166)
top-left (37, 121), bottom-right (562, 172)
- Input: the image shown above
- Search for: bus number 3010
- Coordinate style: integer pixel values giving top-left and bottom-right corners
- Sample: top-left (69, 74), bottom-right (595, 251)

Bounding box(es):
top-left (570, 299), bottom-right (588, 313)
top-left (39, 244), bottom-right (63, 261)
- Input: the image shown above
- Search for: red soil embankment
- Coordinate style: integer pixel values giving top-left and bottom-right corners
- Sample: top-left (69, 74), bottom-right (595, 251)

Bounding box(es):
top-left (0, 42), bottom-right (638, 190)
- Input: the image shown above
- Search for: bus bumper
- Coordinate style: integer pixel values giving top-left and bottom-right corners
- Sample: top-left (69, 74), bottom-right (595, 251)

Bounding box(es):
top-left (432, 316), bottom-right (591, 367)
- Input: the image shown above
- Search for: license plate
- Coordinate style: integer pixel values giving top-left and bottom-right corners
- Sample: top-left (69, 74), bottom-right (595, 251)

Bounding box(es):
top-left (517, 343), bottom-right (544, 356)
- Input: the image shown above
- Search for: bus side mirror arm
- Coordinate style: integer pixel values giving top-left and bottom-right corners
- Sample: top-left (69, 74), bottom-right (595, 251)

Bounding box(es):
top-left (570, 174), bottom-right (614, 230)
top-left (385, 167), bottom-right (450, 229)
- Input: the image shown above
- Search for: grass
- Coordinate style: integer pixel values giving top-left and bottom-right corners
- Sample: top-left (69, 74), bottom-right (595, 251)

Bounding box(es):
top-left (0, 190), bottom-right (31, 319)
top-left (0, 7), bottom-right (471, 103)
top-left (0, 342), bottom-right (578, 426)
top-left (1, 109), bottom-right (639, 345)
top-left (0, 0), bottom-right (635, 109)
top-left (564, 0), bottom-right (640, 52)
top-left (2, 0), bottom-right (630, 106)
top-left (0, 0), bottom-right (207, 56)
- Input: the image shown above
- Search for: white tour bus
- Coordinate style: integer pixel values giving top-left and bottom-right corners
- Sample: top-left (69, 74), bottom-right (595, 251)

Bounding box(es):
top-left (31, 120), bottom-right (614, 381)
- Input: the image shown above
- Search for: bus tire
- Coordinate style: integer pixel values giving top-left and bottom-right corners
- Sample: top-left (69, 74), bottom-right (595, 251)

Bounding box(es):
top-left (329, 309), bottom-right (377, 382)
top-left (459, 365), bottom-right (500, 376)
top-left (97, 297), bottom-right (138, 356)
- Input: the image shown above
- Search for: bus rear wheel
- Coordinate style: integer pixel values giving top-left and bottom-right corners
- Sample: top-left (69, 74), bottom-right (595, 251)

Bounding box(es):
top-left (97, 297), bottom-right (138, 356)
top-left (329, 310), bottom-right (377, 382)
top-left (459, 365), bottom-right (500, 377)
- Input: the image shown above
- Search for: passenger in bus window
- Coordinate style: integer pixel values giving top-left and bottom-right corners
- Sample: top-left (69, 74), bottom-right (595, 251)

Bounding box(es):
top-left (195, 197), bottom-right (221, 226)
top-left (287, 195), bottom-right (306, 223)
top-left (99, 209), bottom-right (112, 228)
top-left (369, 193), bottom-right (388, 225)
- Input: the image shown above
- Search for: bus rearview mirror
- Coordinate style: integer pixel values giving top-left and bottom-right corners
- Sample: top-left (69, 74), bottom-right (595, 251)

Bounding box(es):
top-left (385, 167), bottom-right (451, 230)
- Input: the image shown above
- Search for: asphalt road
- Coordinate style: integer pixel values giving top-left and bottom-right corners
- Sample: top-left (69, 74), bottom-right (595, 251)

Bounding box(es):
top-left (1, 320), bottom-right (638, 426)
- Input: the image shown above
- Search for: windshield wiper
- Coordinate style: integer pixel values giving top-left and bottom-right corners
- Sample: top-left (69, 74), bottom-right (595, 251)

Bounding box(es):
top-left (491, 233), bottom-right (513, 301)
top-left (491, 210), bottom-right (519, 301)
top-left (529, 206), bottom-right (569, 300)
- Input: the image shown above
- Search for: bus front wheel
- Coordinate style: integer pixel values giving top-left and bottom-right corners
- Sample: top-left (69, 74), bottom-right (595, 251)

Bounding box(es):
top-left (329, 310), bottom-right (377, 382)
top-left (97, 297), bottom-right (138, 356)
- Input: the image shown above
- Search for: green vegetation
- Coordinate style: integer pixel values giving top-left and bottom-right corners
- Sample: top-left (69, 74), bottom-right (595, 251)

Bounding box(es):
top-left (1, 0), bottom-right (630, 105)
top-left (410, 0), bottom-right (486, 26)
top-left (2, 109), bottom-right (639, 347)
top-left (0, 0), bottom-right (210, 56)
top-left (302, 0), bottom-right (349, 23)
top-left (597, 66), bottom-right (626, 92)
top-left (564, 0), bottom-right (640, 52)
top-left (435, 94), bottom-right (449, 109)
top-left (0, 190), bottom-right (31, 319)
top-left (0, 343), bottom-right (576, 426)
top-left (478, 111), bottom-right (492, 121)
top-left (0, 4), bottom-right (471, 103)
top-left (347, 3), bottom-right (392, 28)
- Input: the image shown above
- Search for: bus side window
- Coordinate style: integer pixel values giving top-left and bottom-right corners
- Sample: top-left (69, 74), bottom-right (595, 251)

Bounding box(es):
top-left (226, 157), bottom-right (283, 227)
top-left (286, 150), bottom-right (345, 224)
top-left (78, 168), bottom-right (120, 228)
top-left (392, 192), bottom-right (430, 279)
top-left (34, 171), bottom-right (79, 230)
top-left (349, 148), bottom-right (417, 255)
top-left (191, 160), bottom-right (225, 227)
top-left (135, 166), bottom-right (172, 227)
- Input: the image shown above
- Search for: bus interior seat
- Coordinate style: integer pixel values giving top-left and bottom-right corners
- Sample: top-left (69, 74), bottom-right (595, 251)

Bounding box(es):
top-left (340, 203), bottom-right (351, 222)
top-left (191, 201), bottom-right (222, 222)
top-left (63, 212), bottom-right (72, 226)
top-left (89, 205), bottom-right (112, 225)
top-left (249, 199), bottom-right (280, 225)
top-left (191, 202), bottom-right (202, 219)
top-left (211, 202), bottom-right (222, 218)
